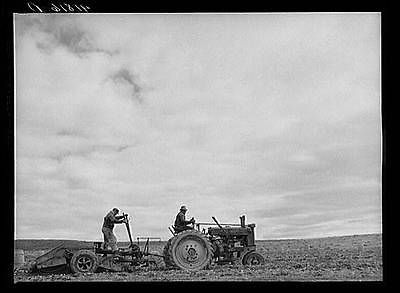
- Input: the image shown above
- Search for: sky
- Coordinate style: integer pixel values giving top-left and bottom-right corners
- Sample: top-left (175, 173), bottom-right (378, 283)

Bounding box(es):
top-left (14, 13), bottom-right (381, 241)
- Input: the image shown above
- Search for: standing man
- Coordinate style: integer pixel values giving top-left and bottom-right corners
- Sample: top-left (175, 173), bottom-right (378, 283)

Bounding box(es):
top-left (102, 208), bottom-right (126, 252)
top-left (174, 205), bottom-right (195, 233)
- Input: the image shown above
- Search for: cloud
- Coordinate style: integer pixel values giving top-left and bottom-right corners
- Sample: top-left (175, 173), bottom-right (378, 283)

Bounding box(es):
top-left (16, 15), bottom-right (118, 57)
top-left (109, 68), bottom-right (143, 103)
top-left (15, 13), bottom-right (381, 241)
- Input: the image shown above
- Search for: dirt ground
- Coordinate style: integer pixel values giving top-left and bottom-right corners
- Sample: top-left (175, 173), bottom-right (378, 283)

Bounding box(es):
top-left (14, 234), bottom-right (382, 282)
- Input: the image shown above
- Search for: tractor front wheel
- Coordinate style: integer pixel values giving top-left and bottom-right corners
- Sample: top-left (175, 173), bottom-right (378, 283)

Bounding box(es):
top-left (70, 250), bottom-right (99, 273)
top-left (242, 251), bottom-right (265, 266)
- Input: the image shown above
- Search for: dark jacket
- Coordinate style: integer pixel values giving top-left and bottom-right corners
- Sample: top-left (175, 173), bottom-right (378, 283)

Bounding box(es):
top-left (174, 211), bottom-right (192, 228)
top-left (103, 211), bottom-right (124, 229)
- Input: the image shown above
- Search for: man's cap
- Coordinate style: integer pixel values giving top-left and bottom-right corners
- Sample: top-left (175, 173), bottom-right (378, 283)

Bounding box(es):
top-left (112, 207), bottom-right (119, 213)
top-left (180, 205), bottom-right (187, 211)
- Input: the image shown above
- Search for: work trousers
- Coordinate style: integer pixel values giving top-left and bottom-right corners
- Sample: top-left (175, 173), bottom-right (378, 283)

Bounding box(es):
top-left (174, 225), bottom-right (194, 233)
top-left (102, 226), bottom-right (118, 251)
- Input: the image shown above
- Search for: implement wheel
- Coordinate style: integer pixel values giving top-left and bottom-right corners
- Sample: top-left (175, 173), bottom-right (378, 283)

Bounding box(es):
top-left (242, 251), bottom-right (265, 266)
top-left (164, 230), bottom-right (213, 271)
top-left (70, 250), bottom-right (98, 273)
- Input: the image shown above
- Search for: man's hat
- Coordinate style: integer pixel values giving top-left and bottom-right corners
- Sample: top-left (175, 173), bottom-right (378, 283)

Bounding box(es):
top-left (180, 205), bottom-right (187, 211)
top-left (112, 207), bottom-right (119, 213)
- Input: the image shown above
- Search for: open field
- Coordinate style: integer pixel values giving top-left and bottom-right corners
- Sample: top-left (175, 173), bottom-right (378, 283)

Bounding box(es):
top-left (14, 233), bottom-right (382, 282)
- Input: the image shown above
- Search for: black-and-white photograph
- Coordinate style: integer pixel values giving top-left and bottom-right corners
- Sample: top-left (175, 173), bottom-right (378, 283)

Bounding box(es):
top-left (13, 12), bottom-right (382, 282)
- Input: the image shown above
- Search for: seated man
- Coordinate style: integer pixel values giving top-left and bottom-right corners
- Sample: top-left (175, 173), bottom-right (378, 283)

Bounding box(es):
top-left (174, 205), bottom-right (195, 233)
top-left (102, 207), bottom-right (127, 252)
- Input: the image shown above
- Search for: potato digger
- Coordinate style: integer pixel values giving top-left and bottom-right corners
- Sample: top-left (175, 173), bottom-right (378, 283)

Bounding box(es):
top-left (31, 213), bottom-right (164, 274)
top-left (31, 213), bottom-right (265, 273)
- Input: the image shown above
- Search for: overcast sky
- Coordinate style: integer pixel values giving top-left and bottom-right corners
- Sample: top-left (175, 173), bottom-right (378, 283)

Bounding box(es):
top-left (14, 13), bottom-right (381, 241)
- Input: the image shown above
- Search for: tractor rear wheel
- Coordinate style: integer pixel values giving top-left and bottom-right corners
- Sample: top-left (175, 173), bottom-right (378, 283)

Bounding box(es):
top-left (242, 251), bottom-right (265, 266)
top-left (70, 250), bottom-right (99, 273)
top-left (163, 230), bottom-right (213, 271)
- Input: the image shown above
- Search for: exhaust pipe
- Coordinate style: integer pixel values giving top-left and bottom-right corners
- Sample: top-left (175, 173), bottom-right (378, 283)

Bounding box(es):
top-left (240, 215), bottom-right (246, 227)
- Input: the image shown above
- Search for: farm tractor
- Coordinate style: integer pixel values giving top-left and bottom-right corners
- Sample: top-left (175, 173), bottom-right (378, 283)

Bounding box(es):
top-left (31, 213), bottom-right (264, 273)
top-left (164, 215), bottom-right (265, 271)
top-left (31, 213), bottom-right (164, 274)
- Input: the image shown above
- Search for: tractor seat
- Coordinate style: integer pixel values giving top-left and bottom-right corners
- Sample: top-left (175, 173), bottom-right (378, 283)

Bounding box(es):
top-left (172, 225), bottom-right (192, 234)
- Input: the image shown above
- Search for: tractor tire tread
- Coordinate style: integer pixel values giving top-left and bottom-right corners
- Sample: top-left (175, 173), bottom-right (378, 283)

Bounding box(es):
top-left (163, 230), bottom-right (213, 271)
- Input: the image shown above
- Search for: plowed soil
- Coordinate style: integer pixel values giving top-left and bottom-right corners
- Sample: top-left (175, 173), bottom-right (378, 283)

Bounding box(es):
top-left (14, 233), bottom-right (382, 282)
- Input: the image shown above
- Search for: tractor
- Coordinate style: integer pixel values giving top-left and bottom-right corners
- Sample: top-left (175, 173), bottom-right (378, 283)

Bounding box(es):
top-left (31, 213), bottom-right (164, 274)
top-left (31, 213), bottom-right (265, 274)
top-left (163, 215), bottom-right (265, 271)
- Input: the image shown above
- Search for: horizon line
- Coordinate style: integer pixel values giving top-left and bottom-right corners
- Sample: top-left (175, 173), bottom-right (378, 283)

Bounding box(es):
top-left (14, 232), bottom-right (382, 242)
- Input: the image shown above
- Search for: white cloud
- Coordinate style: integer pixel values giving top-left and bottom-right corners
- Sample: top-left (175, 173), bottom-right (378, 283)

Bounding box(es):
top-left (15, 13), bottom-right (381, 241)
